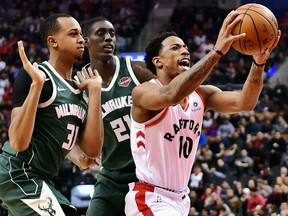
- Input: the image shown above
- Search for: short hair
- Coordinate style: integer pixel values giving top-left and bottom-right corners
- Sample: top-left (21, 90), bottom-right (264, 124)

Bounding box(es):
top-left (82, 17), bottom-right (109, 38)
top-left (40, 13), bottom-right (72, 47)
top-left (144, 31), bottom-right (178, 75)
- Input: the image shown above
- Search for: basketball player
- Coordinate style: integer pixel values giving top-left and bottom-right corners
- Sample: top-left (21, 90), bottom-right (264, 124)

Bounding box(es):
top-left (80, 15), bottom-right (240, 216)
top-left (83, 11), bottom-right (253, 215)
top-left (125, 11), bottom-right (281, 216)
top-left (82, 17), bottom-right (156, 216)
top-left (0, 13), bottom-right (103, 216)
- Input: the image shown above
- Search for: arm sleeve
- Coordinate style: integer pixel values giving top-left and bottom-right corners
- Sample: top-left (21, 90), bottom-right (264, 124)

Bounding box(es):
top-left (13, 69), bottom-right (53, 108)
top-left (13, 69), bottom-right (32, 108)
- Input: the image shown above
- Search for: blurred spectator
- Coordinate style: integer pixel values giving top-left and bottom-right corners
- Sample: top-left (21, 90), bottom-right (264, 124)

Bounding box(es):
top-left (240, 187), bottom-right (250, 216)
top-left (217, 114), bottom-right (235, 139)
top-left (193, 29), bottom-right (206, 47)
top-left (169, 0), bottom-right (184, 25)
top-left (115, 33), bottom-right (127, 53)
top-left (117, 18), bottom-right (136, 51)
top-left (233, 181), bottom-right (244, 198)
top-left (246, 187), bottom-right (266, 215)
top-left (203, 110), bottom-right (214, 129)
top-left (229, 130), bottom-right (246, 152)
top-left (260, 116), bottom-right (274, 134)
top-left (0, 39), bottom-right (14, 56)
top-left (234, 149), bottom-right (253, 178)
top-left (257, 178), bottom-right (272, 198)
top-left (246, 132), bottom-right (269, 175)
top-left (268, 131), bottom-right (287, 167)
top-left (224, 188), bottom-right (241, 215)
top-left (255, 93), bottom-right (275, 113)
top-left (271, 78), bottom-right (288, 111)
top-left (209, 158), bottom-right (231, 179)
top-left (245, 115), bottom-right (261, 135)
top-left (189, 163), bottom-right (205, 189)
top-left (261, 80), bottom-right (274, 99)
top-left (188, 206), bottom-right (199, 216)
top-left (205, 118), bottom-right (220, 148)
top-left (273, 115), bottom-right (288, 134)
top-left (266, 184), bottom-right (285, 208)
top-left (0, 56), bottom-right (6, 72)
top-left (197, 145), bottom-right (213, 171)
top-left (280, 145), bottom-right (288, 167)
top-left (189, 190), bottom-right (203, 214)
top-left (279, 202), bottom-right (288, 216)
top-left (215, 143), bottom-right (237, 169)
top-left (264, 203), bottom-right (280, 216)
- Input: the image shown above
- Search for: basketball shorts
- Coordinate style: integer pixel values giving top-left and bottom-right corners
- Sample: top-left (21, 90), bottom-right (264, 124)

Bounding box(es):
top-left (0, 153), bottom-right (77, 216)
top-left (125, 182), bottom-right (190, 216)
top-left (87, 167), bottom-right (138, 216)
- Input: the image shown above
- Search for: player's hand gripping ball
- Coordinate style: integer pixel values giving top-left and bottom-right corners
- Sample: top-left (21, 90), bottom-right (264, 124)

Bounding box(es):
top-left (232, 3), bottom-right (278, 56)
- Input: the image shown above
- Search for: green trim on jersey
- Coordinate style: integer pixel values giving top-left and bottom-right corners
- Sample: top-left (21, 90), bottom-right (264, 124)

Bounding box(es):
top-left (2, 61), bottom-right (88, 176)
top-left (101, 56), bottom-right (139, 170)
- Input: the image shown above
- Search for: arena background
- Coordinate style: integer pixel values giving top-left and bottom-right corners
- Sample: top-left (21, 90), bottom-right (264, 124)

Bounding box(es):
top-left (0, 0), bottom-right (288, 215)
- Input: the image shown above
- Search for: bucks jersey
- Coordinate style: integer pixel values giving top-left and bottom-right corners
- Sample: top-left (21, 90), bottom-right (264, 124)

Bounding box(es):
top-left (101, 56), bottom-right (139, 170)
top-left (1, 61), bottom-right (88, 177)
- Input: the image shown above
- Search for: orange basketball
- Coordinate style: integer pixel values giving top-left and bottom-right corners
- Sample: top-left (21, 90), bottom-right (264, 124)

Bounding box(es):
top-left (231, 3), bottom-right (278, 56)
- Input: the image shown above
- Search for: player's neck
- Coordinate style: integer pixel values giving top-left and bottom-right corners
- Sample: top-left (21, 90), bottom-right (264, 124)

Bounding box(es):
top-left (91, 57), bottom-right (116, 82)
top-left (48, 59), bottom-right (73, 80)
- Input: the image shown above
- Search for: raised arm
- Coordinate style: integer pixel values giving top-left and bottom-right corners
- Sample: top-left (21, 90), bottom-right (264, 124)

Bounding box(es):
top-left (9, 41), bottom-right (46, 152)
top-left (202, 30), bottom-right (281, 114)
top-left (134, 11), bottom-right (245, 108)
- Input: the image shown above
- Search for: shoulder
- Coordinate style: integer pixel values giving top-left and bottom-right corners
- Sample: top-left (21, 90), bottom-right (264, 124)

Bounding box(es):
top-left (130, 61), bottom-right (157, 83)
top-left (132, 80), bottom-right (158, 97)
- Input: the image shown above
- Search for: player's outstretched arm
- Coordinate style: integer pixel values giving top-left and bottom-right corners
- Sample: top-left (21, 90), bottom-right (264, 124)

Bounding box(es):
top-left (199, 31), bottom-right (281, 114)
top-left (138, 11), bottom-right (247, 109)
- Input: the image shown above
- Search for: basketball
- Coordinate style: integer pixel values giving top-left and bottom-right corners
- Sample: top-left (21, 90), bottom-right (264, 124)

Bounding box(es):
top-left (231, 3), bottom-right (278, 56)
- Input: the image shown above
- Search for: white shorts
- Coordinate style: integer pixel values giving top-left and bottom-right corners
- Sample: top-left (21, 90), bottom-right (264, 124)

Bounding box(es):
top-left (125, 182), bottom-right (190, 216)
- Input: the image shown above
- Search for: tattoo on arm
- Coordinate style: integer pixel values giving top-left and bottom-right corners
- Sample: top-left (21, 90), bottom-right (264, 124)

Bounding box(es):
top-left (249, 64), bottom-right (263, 86)
top-left (175, 53), bottom-right (219, 96)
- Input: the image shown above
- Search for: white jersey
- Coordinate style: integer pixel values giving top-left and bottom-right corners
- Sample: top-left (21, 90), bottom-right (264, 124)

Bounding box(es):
top-left (130, 79), bottom-right (205, 192)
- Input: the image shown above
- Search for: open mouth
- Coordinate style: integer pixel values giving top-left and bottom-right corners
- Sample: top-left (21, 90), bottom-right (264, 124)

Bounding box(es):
top-left (179, 58), bottom-right (190, 70)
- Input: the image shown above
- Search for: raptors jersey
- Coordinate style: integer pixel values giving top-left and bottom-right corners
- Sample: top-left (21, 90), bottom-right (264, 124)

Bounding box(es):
top-left (130, 79), bottom-right (205, 191)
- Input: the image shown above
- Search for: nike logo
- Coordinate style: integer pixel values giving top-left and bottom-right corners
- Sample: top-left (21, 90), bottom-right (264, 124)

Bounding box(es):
top-left (57, 87), bottom-right (67, 91)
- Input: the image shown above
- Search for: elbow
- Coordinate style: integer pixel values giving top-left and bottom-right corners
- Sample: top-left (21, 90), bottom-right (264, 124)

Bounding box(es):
top-left (243, 105), bottom-right (256, 112)
top-left (82, 140), bottom-right (103, 159)
top-left (10, 138), bottom-right (29, 152)
top-left (240, 102), bottom-right (256, 112)
top-left (83, 149), bottom-right (102, 159)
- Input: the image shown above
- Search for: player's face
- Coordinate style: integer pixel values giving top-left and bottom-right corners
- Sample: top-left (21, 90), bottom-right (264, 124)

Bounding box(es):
top-left (53, 17), bottom-right (85, 62)
top-left (86, 20), bottom-right (116, 60)
top-left (157, 36), bottom-right (190, 78)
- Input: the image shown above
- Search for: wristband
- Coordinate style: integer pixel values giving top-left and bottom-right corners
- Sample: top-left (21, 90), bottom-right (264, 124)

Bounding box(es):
top-left (212, 46), bottom-right (224, 57)
top-left (253, 58), bottom-right (266, 67)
